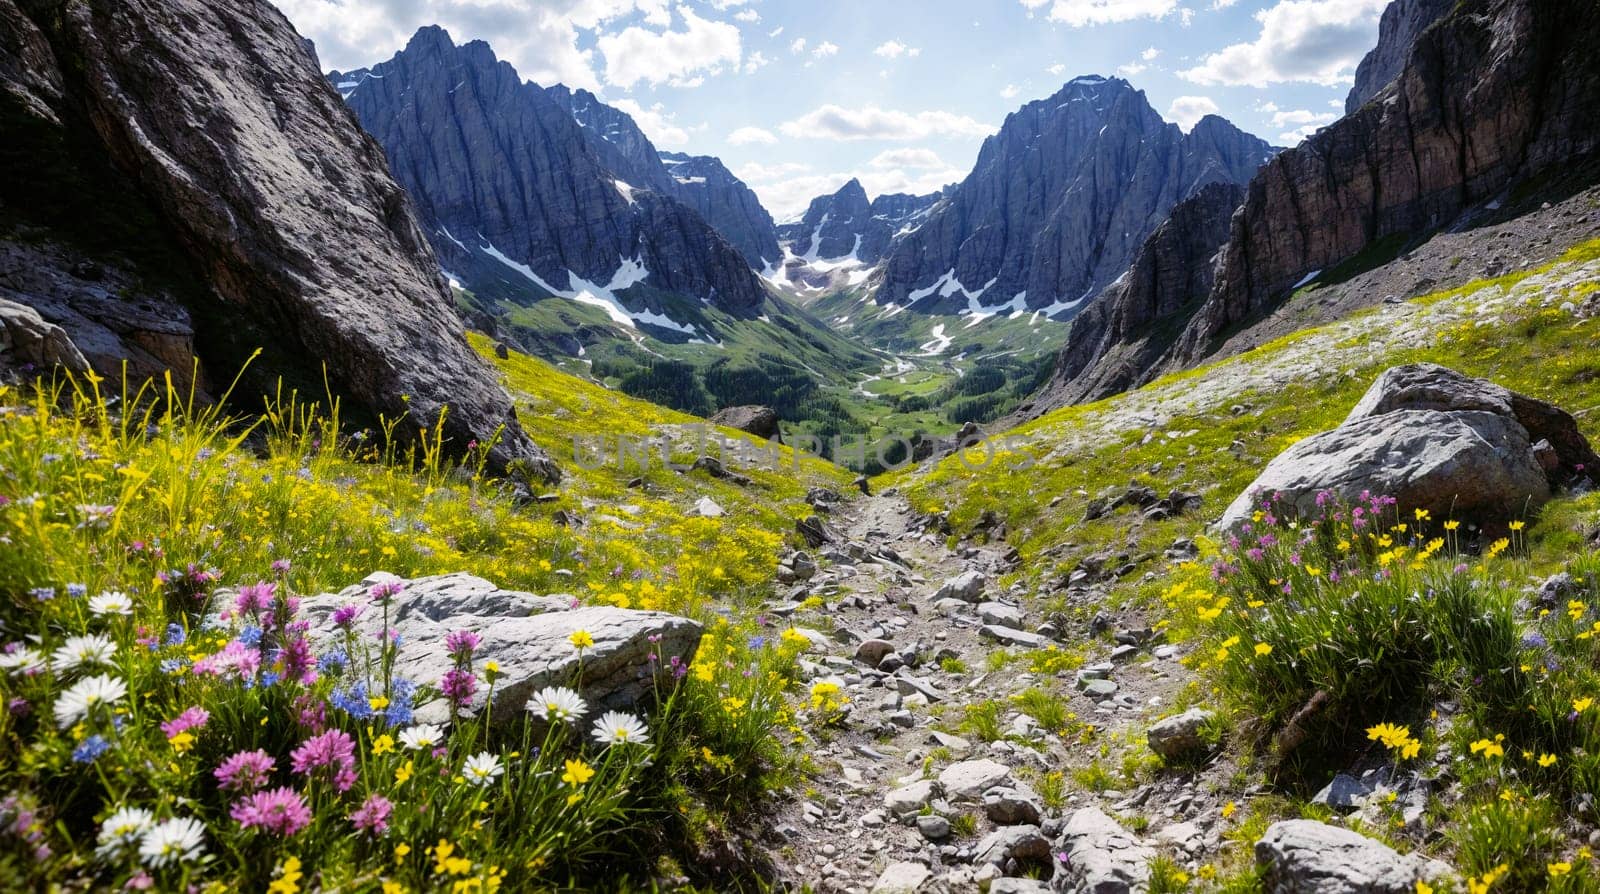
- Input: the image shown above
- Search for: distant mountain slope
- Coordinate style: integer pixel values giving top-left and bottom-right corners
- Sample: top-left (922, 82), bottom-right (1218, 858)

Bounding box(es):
top-left (334, 26), bottom-right (764, 341)
top-left (876, 77), bottom-right (1274, 318)
top-left (0, 0), bottom-right (547, 475)
top-left (1345, 0), bottom-right (1452, 114)
top-left (1043, 0), bottom-right (1600, 408)
top-left (658, 152), bottom-right (781, 269)
top-left (777, 179), bottom-right (943, 268)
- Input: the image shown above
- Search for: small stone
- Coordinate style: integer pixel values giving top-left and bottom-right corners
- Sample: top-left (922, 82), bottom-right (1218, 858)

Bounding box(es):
top-left (1313, 773), bottom-right (1375, 811)
top-left (1146, 708), bottom-right (1216, 760)
top-left (871, 861), bottom-right (932, 894)
top-left (984, 787), bottom-right (1043, 825)
top-left (916, 814), bottom-right (951, 840)
top-left (939, 759), bottom-right (1012, 800)
top-left (1110, 644), bottom-right (1140, 661)
top-left (935, 570), bottom-right (987, 602)
top-left (692, 497), bottom-right (724, 518)
top-left (980, 625), bottom-right (1047, 648)
top-left (855, 639), bottom-right (896, 667)
top-left (1080, 678), bottom-right (1118, 698)
top-left (884, 780), bottom-right (940, 814)
top-left (978, 602), bottom-right (1024, 627)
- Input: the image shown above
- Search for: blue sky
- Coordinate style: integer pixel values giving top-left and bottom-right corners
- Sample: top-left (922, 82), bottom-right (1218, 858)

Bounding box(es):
top-left (278, 0), bottom-right (1390, 219)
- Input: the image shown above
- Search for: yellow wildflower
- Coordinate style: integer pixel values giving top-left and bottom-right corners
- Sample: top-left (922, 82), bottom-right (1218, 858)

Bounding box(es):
top-left (562, 758), bottom-right (595, 786)
top-left (372, 734), bottom-right (395, 756)
top-left (1255, 643), bottom-right (1273, 657)
top-left (568, 630), bottom-right (595, 651)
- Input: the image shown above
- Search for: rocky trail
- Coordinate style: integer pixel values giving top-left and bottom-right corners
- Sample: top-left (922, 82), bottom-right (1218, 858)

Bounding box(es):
top-left (763, 487), bottom-right (1230, 893)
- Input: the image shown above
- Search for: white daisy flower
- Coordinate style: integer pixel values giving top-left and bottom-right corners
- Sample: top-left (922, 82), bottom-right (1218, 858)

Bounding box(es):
top-left (591, 710), bottom-right (650, 746)
top-left (88, 591), bottom-right (134, 616)
top-left (0, 647), bottom-right (44, 675)
top-left (54, 673), bottom-right (127, 729)
top-left (50, 634), bottom-right (117, 674)
top-left (138, 816), bottom-right (206, 868)
top-left (398, 723), bottom-right (446, 751)
top-left (96, 806), bottom-right (156, 858)
top-left (526, 686), bottom-right (587, 725)
top-left (461, 751), bottom-right (504, 786)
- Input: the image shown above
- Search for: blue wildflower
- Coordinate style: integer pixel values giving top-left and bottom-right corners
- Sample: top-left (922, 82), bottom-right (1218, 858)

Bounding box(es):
top-left (28, 587), bottom-right (55, 602)
top-left (72, 736), bottom-right (110, 764)
top-left (66, 583), bottom-right (87, 598)
top-left (317, 648), bottom-right (349, 675)
top-left (164, 624), bottom-right (187, 647)
top-left (159, 659), bottom-right (186, 674)
top-left (1522, 632), bottom-right (1549, 650)
top-left (237, 625), bottom-right (263, 647)
top-left (330, 681), bottom-right (374, 720)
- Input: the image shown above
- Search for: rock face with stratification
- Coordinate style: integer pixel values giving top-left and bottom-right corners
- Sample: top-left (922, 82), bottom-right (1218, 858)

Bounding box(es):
top-left (0, 0), bottom-right (549, 476)
top-left (334, 27), bottom-right (764, 325)
top-left (1256, 820), bottom-right (1454, 893)
top-left (303, 572), bottom-right (703, 726)
top-left (1346, 0), bottom-right (1453, 114)
top-left (778, 179), bottom-right (943, 266)
top-left (658, 152), bottom-right (781, 269)
top-left (876, 76), bottom-right (1272, 316)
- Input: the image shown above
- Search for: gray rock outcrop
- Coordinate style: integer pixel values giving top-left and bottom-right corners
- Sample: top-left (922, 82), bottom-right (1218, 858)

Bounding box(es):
top-left (1346, 0), bottom-right (1453, 114)
top-left (709, 405), bottom-right (781, 440)
top-left (659, 151), bottom-right (781, 268)
top-left (1256, 820), bottom-right (1454, 893)
top-left (1220, 365), bottom-right (1595, 530)
top-left (0, 0), bottom-right (547, 475)
top-left (778, 179), bottom-right (942, 265)
top-left (304, 572), bottom-right (702, 725)
top-left (1053, 807), bottom-right (1154, 894)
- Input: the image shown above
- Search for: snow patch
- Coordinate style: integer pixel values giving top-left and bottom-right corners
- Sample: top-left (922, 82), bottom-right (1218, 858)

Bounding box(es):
top-left (918, 323), bottom-right (953, 356)
top-left (480, 241), bottom-right (706, 340)
top-left (613, 180), bottom-right (638, 205)
top-left (1292, 269), bottom-right (1322, 289)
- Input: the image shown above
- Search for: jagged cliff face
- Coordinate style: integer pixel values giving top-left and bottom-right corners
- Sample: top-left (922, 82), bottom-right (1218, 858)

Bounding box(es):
top-left (659, 152), bottom-right (781, 268)
top-left (1345, 0), bottom-right (1452, 114)
top-left (338, 27), bottom-right (765, 324)
top-left (0, 0), bottom-right (550, 476)
top-left (876, 77), bottom-right (1273, 317)
top-left (1169, 0), bottom-right (1600, 366)
top-left (777, 180), bottom-right (942, 267)
top-left (1029, 182), bottom-right (1245, 413)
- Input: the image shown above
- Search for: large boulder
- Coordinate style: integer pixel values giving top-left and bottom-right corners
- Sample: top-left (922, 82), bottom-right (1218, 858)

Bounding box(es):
top-left (0, 296), bottom-right (88, 376)
top-left (1256, 820), bottom-right (1454, 893)
top-left (303, 572), bottom-right (702, 725)
top-left (1221, 365), bottom-right (1595, 530)
top-left (1052, 807), bottom-right (1154, 894)
top-left (709, 405), bottom-right (781, 441)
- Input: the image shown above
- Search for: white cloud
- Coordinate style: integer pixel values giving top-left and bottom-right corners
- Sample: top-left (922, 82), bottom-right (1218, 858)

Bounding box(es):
top-left (596, 7), bottom-right (741, 89)
top-left (789, 37), bottom-right (807, 54)
top-left (1000, 84), bottom-right (1020, 99)
top-left (1019, 0), bottom-right (1179, 27)
top-left (1180, 0), bottom-right (1388, 87)
top-left (1141, 46), bottom-right (1161, 61)
top-left (1117, 62), bottom-right (1147, 76)
top-left (768, 26), bottom-right (784, 38)
top-left (733, 9), bottom-right (759, 22)
top-left (276, 0), bottom-right (687, 92)
top-left (778, 104), bottom-right (996, 141)
top-left (873, 40), bottom-right (920, 59)
top-left (743, 50), bottom-right (770, 73)
top-left (1166, 95), bottom-right (1220, 131)
top-left (1267, 107), bottom-right (1338, 143)
top-left (867, 148), bottom-right (948, 169)
top-left (812, 41), bottom-right (840, 58)
top-left (1211, 0), bottom-right (1240, 7)
top-left (1046, 63), bottom-right (1066, 76)
top-left (609, 98), bottom-right (689, 146)
top-left (728, 126), bottom-right (779, 145)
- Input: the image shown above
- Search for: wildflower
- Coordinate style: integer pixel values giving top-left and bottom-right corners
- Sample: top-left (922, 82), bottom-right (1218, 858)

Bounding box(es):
top-left (1415, 882), bottom-right (1434, 894)
top-left (371, 733), bottom-right (395, 756)
top-left (779, 627), bottom-right (811, 648)
top-left (1221, 801), bottom-right (1237, 818)
top-left (331, 603), bottom-right (364, 628)
top-left (445, 629), bottom-right (482, 659)
top-left (89, 591), bottom-right (134, 616)
top-left (50, 633), bottom-right (117, 674)
top-left (369, 580), bottom-right (405, 603)
top-left (97, 806), bottom-right (156, 858)
top-left (160, 706), bottom-right (209, 739)
top-left (432, 840), bottom-right (472, 876)
top-left (1538, 753), bottom-right (1558, 768)
top-left (1509, 520), bottom-right (1526, 532)
top-left (290, 729), bottom-right (357, 792)
top-left (276, 636), bottom-right (317, 685)
top-left (231, 787), bottom-right (312, 836)
top-left (569, 630), bottom-right (595, 652)
top-left (1367, 723), bottom-right (1423, 760)
top-left (138, 816), bottom-right (206, 868)
top-left (1575, 697), bottom-right (1594, 714)
top-left (234, 582), bottom-right (276, 620)
top-left (592, 710), bottom-right (650, 746)
top-left (0, 647), bottom-right (44, 675)
top-left (527, 686), bottom-right (587, 725)
top-left (399, 723), bottom-right (446, 751)
top-left (1549, 862), bottom-right (1572, 878)
top-left (214, 749), bottom-right (276, 792)
top-left (73, 735), bottom-right (111, 763)
top-left (1469, 738), bottom-right (1505, 759)
top-left (395, 761), bottom-right (414, 785)
top-left (268, 855), bottom-right (302, 894)
top-left (350, 794), bottom-right (393, 836)
top-left (1254, 643), bottom-right (1273, 657)
top-left (562, 758), bottom-right (595, 786)
top-left (162, 624), bottom-right (186, 647)
top-left (461, 752), bottom-right (504, 786)
top-left (54, 673), bottom-right (127, 728)
top-left (441, 667), bottom-right (477, 708)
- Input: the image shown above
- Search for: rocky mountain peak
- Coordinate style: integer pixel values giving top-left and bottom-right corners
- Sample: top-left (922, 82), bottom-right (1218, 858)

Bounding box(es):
top-left (875, 76), bottom-right (1270, 317)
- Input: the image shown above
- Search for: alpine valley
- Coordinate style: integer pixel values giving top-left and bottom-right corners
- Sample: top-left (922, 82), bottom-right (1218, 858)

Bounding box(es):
top-left (4, 0), bottom-right (1600, 892)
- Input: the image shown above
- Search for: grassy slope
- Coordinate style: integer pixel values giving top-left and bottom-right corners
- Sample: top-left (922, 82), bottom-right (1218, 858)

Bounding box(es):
top-left (884, 238), bottom-right (1600, 888)
top-left (0, 340), bottom-right (851, 891)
